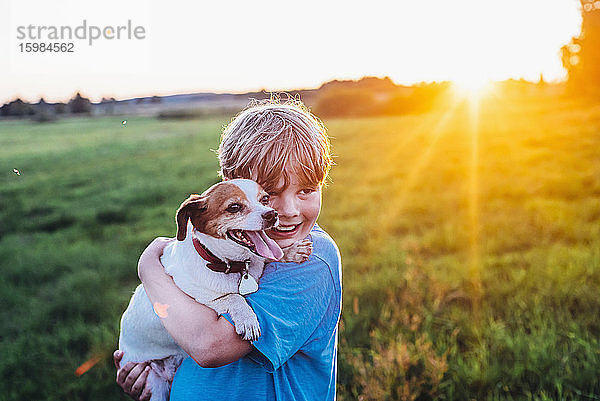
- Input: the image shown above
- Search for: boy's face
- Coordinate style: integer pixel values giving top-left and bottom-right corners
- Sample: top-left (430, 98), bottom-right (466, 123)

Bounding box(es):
top-left (262, 175), bottom-right (321, 249)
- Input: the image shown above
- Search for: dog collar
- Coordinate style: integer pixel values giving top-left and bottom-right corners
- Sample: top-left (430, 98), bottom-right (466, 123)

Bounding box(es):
top-left (192, 237), bottom-right (249, 274)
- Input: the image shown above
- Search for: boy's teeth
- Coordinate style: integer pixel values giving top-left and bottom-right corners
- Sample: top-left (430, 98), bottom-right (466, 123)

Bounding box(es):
top-left (277, 225), bottom-right (297, 232)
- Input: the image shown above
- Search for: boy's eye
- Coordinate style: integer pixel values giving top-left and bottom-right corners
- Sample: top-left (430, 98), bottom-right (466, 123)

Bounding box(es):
top-left (300, 188), bottom-right (316, 195)
top-left (226, 204), bottom-right (243, 213)
top-left (260, 195), bottom-right (270, 205)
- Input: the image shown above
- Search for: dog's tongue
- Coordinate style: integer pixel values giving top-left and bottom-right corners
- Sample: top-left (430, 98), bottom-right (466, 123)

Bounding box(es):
top-left (245, 230), bottom-right (284, 260)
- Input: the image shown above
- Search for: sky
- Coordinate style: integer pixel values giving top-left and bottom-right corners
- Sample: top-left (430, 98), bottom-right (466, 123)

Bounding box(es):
top-left (0, 0), bottom-right (583, 104)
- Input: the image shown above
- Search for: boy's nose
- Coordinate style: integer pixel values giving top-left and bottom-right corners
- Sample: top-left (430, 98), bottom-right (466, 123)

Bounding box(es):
top-left (272, 195), bottom-right (299, 218)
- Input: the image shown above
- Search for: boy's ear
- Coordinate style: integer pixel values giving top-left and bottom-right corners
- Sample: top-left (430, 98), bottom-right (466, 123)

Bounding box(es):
top-left (175, 194), bottom-right (207, 241)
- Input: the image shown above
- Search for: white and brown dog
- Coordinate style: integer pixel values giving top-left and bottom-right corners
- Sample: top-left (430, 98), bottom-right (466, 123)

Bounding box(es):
top-left (118, 179), bottom-right (311, 401)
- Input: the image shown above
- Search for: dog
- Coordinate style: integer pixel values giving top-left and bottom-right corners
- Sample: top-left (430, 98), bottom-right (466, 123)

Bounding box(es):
top-left (118, 178), bottom-right (312, 401)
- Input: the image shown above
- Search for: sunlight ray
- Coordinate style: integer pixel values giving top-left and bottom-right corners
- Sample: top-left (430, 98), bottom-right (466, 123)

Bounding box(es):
top-left (388, 104), bottom-right (460, 212)
top-left (368, 101), bottom-right (462, 246)
top-left (393, 106), bottom-right (458, 204)
top-left (466, 95), bottom-right (483, 318)
top-left (364, 110), bottom-right (458, 186)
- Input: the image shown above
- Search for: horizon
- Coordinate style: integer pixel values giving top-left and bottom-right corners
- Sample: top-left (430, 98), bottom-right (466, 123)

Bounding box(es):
top-left (1, 0), bottom-right (582, 104)
top-left (0, 75), bottom-right (563, 106)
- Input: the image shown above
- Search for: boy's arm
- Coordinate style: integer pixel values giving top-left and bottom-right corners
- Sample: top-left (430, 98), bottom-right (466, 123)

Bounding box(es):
top-left (138, 237), bottom-right (252, 368)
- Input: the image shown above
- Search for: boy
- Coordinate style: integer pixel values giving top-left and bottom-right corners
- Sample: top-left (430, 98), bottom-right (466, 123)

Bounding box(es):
top-left (115, 100), bottom-right (342, 400)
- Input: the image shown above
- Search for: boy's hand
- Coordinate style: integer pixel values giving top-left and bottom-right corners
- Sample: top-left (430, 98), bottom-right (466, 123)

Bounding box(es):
top-left (114, 350), bottom-right (152, 401)
top-left (138, 237), bottom-right (174, 281)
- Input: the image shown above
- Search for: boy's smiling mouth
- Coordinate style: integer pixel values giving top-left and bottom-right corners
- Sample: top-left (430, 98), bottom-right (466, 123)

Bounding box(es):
top-left (270, 223), bottom-right (303, 241)
top-left (274, 223), bottom-right (301, 233)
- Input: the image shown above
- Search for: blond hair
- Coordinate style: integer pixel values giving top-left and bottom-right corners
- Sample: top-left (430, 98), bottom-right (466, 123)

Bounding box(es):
top-left (217, 99), bottom-right (332, 193)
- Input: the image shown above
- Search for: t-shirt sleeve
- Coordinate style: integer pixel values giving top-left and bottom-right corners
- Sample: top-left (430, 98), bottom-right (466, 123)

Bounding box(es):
top-left (244, 255), bottom-right (335, 372)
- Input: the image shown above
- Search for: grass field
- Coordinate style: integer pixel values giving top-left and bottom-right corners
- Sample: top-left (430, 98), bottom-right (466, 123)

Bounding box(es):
top-left (1, 91), bottom-right (599, 400)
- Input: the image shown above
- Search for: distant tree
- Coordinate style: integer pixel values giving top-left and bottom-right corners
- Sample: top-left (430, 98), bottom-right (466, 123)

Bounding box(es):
top-left (0, 101), bottom-right (8, 117)
top-left (151, 95), bottom-right (162, 103)
top-left (54, 102), bottom-right (67, 114)
top-left (562, 0), bottom-right (600, 95)
top-left (319, 76), bottom-right (397, 93)
top-left (313, 79), bottom-right (451, 117)
top-left (313, 87), bottom-right (378, 117)
top-left (68, 92), bottom-right (92, 114)
top-left (0, 98), bottom-right (34, 117)
top-left (36, 97), bottom-right (48, 109)
top-left (383, 82), bottom-right (452, 115)
top-left (538, 73), bottom-right (546, 86)
top-left (100, 97), bottom-right (117, 115)
top-left (33, 97), bottom-right (57, 123)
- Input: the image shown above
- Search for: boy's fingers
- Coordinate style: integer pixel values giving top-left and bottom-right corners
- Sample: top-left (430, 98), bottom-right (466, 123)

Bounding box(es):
top-left (130, 366), bottom-right (151, 399)
top-left (139, 372), bottom-right (153, 401)
top-left (113, 350), bottom-right (123, 369)
top-left (123, 363), bottom-right (148, 391)
top-left (116, 361), bottom-right (135, 385)
top-left (140, 386), bottom-right (153, 401)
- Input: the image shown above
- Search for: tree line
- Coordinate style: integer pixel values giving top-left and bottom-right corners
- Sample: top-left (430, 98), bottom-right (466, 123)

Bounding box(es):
top-left (0, 92), bottom-right (96, 121)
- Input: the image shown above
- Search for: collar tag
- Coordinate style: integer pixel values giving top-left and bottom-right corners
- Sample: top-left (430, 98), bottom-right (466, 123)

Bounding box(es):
top-left (239, 261), bottom-right (258, 295)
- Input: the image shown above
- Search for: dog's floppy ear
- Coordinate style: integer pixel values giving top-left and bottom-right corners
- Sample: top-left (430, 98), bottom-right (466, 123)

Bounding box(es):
top-left (175, 194), bottom-right (207, 241)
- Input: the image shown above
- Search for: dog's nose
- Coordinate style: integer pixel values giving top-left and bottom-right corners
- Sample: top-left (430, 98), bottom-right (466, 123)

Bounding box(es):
top-left (262, 210), bottom-right (278, 226)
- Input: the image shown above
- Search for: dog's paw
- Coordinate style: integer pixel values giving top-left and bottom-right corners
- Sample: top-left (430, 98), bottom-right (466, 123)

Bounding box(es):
top-left (281, 238), bottom-right (313, 263)
top-left (234, 311), bottom-right (261, 341)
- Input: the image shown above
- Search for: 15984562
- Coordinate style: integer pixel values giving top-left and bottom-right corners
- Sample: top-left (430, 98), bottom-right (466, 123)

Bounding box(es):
top-left (19, 43), bottom-right (74, 52)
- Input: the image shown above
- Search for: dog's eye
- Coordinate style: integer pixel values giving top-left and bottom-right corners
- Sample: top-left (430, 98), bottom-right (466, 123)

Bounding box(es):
top-left (226, 203), bottom-right (243, 213)
top-left (260, 195), bottom-right (270, 205)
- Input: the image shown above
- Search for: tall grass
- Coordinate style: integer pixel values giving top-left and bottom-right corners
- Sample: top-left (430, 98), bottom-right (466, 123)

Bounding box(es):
top-left (1, 92), bottom-right (599, 400)
top-left (324, 92), bottom-right (600, 400)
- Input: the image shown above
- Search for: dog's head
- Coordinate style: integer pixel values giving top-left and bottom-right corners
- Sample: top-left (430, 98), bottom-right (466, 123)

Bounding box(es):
top-left (175, 179), bottom-right (284, 260)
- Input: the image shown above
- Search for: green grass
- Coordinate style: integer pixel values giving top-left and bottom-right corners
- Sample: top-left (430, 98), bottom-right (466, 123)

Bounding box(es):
top-left (1, 93), bottom-right (599, 400)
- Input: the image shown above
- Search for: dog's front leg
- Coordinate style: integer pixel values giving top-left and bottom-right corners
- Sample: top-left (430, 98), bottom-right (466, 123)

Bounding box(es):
top-left (207, 294), bottom-right (261, 341)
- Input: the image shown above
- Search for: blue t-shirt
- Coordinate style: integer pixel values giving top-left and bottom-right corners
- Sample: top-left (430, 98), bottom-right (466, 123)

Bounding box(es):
top-left (169, 224), bottom-right (342, 401)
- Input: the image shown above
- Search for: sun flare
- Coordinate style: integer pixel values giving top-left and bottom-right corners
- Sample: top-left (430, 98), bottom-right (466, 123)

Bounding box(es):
top-left (451, 76), bottom-right (493, 99)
